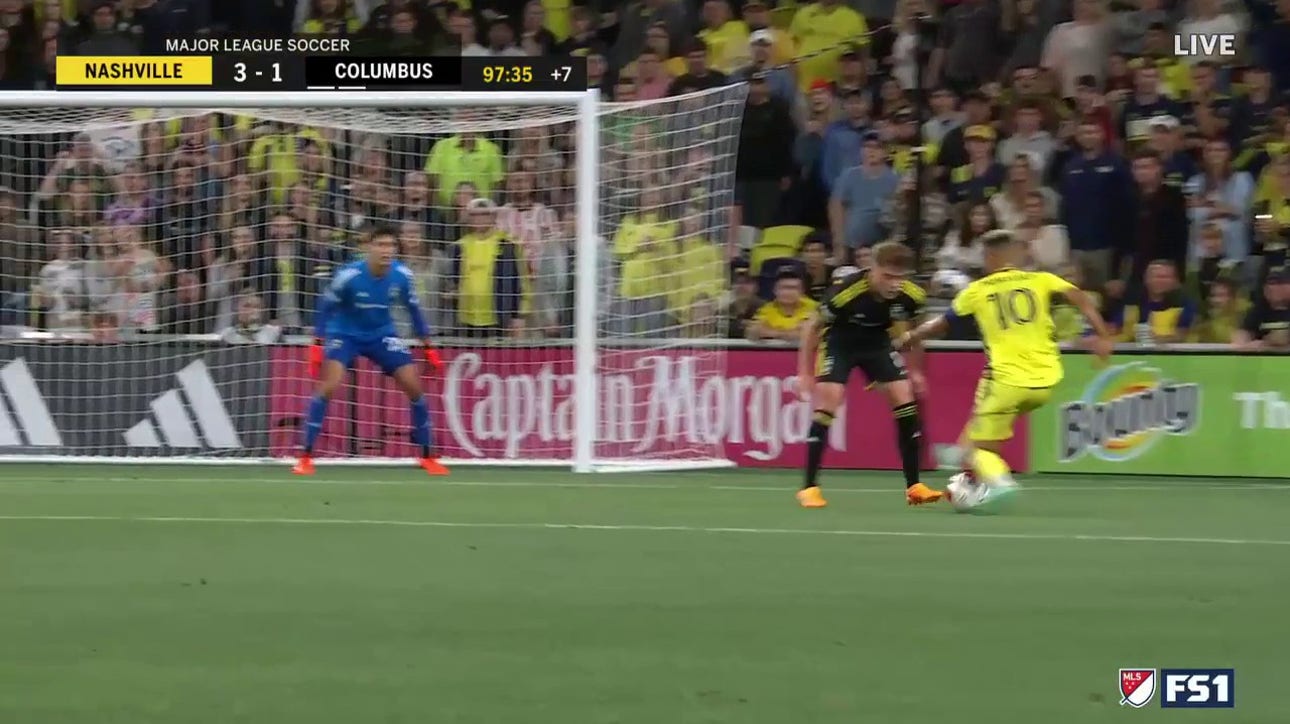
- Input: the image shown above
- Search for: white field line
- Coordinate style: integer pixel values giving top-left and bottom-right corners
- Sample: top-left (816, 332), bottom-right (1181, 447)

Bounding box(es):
top-left (0, 476), bottom-right (1285, 493)
top-left (0, 514), bottom-right (1286, 547)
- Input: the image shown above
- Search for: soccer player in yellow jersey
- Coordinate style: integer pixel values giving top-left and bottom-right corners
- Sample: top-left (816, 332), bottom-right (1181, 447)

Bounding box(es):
top-left (897, 230), bottom-right (1112, 507)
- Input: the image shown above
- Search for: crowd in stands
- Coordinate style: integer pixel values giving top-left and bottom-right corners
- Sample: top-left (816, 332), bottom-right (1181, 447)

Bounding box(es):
top-left (0, 0), bottom-right (1287, 352)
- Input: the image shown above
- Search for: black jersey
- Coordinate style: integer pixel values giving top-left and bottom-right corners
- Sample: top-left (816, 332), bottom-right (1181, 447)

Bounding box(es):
top-left (819, 270), bottom-right (927, 349)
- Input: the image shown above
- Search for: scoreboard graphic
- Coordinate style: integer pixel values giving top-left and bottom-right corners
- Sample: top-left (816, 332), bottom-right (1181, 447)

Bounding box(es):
top-left (53, 40), bottom-right (586, 93)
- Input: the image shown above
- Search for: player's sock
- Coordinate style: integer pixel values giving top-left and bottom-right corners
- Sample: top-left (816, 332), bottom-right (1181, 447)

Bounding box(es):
top-left (892, 402), bottom-right (922, 488)
top-left (972, 448), bottom-right (1012, 484)
top-left (302, 395), bottom-right (329, 454)
top-left (409, 395), bottom-right (432, 458)
top-left (803, 410), bottom-right (834, 490)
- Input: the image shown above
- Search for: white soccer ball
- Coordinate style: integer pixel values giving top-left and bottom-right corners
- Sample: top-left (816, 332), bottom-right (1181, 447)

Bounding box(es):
top-left (945, 472), bottom-right (981, 513)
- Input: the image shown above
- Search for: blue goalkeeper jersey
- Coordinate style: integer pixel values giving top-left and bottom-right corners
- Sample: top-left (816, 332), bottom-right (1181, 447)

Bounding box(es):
top-left (314, 259), bottom-right (430, 342)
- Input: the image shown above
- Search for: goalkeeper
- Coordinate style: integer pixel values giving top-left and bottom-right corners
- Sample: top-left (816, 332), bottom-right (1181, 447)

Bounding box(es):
top-left (294, 226), bottom-right (449, 477)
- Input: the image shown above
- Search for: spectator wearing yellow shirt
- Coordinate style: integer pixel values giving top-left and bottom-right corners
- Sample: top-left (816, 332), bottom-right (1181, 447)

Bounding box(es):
top-left (791, 0), bottom-right (869, 86)
top-left (540, 0), bottom-right (572, 41)
top-left (1253, 156), bottom-right (1290, 274)
top-left (698, 0), bottom-right (749, 75)
top-left (1112, 260), bottom-right (1197, 345)
top-left (1191, 278), bottom-right (1249, 343)
top-left (448, 198), bottom-right (524, 338)
top-left (1138, 23), bottom-right (1192, 100)
top-left (299, 0), bottom-right (364, 34)
top-left (613, 187), bottom-right (678, 258)
top-left (748, 268), bottom-right (819, 341)
top-left (885, 107), bottom-right (939, 175)
top-left (425, 132), bottom-right (505, 206)
top-left (614, 230), bottom-right (676, 336)
top-left (669, 206), bottom-right (727, 317)
top-left (246, 124), bottom-right (331, 206)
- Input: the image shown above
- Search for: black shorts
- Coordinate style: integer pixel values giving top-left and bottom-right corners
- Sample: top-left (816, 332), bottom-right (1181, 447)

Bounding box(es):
top-left (814, 334), bottom-right (908, 386)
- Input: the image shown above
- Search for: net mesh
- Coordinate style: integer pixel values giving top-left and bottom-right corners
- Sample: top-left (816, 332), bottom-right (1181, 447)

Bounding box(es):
top-left (0, 86), bottom-right (747, 468)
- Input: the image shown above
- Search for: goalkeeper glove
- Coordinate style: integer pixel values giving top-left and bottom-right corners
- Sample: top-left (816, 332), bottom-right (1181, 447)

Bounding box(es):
top-left (423, 345), bottom-right (443, 373)
top-left (307, 340), bottom-right (325, 378)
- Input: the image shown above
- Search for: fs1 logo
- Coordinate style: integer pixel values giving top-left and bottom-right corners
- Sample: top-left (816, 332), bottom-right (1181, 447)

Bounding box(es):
top-left (1119, 668), bottom-right (1235, 708)
top-left (1162, 669), bottom-right (1235, 708)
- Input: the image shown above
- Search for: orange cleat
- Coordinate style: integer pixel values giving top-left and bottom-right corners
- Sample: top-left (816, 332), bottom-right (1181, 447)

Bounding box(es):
top-left (796, 486), bottom-right (828, 508)
top-left (419, 457), bottom-right (450, 476)
top-left (906, 482), bottom-right (943, 506)
top-left (292, 455), bottom-right (315, 476)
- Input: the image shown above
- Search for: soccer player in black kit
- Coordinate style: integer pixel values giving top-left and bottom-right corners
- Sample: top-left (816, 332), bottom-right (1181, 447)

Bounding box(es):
top-left (794, 242), bottom-right (943, 508)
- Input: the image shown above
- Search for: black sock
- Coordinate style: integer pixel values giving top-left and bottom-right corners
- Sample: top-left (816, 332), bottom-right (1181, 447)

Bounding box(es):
top-left (804, 410), bottom-right (834, 490)
top-left (421, 444), bottom-right (431, 459)
top-left (893, 402), bottom-right (922, 488)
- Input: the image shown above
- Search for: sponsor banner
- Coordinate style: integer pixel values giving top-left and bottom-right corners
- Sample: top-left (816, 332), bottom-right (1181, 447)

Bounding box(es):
top-left (0, 343), bottom-right (269, 457)
top-left (269, 347), bottom-right (1027, 470)
top-left (1031, 354), bottom-right (1290, 477)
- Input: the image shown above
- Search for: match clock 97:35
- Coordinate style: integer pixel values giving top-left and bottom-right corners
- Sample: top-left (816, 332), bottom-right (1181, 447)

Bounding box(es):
top-left (480, 64), bottom-right (534, 85)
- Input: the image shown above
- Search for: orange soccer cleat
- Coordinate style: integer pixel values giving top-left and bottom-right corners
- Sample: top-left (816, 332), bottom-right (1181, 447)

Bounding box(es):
top-left (419, 457), bottom-right (450, 476)
top-left (292, 455), bottom-right (316, 476)
top-left (796, 486), bottom-right (828, 508)
top-left (905, 482), bottom-right (944, 506)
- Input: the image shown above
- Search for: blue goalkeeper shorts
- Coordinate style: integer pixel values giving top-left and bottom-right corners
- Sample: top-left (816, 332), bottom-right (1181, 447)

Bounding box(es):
top-left (325, 336), bottom-right (415, 376)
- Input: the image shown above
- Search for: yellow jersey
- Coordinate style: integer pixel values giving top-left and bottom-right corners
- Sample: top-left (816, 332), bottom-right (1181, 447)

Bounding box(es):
top-left (951, 268), bottom-right (1074, 388)
top-left (753, 298), bottom-right (818, 332)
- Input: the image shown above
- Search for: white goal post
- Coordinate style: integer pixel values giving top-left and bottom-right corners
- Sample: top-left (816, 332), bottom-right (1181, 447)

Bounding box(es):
top-left (0, 89), bottom-right (743, 473)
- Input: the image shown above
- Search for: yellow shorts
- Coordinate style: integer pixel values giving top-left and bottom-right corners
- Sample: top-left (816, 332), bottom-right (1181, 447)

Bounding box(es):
top-left (967, 378), bottom-right (1053, 442)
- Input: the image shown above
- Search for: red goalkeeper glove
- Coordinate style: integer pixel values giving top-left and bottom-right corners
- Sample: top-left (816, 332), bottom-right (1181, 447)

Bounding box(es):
top-left (307, 340), bottom-right (325, 378)
top-left (423, 346), bottom-right (443, 373)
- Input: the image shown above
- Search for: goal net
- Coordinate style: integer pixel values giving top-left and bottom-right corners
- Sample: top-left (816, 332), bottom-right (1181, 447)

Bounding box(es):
top-left (0, 87), bottom-right (747, 472)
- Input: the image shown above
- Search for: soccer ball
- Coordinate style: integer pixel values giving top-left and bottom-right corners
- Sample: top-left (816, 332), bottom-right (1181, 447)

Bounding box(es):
top-left (945, 472), bottom-right (982, 513)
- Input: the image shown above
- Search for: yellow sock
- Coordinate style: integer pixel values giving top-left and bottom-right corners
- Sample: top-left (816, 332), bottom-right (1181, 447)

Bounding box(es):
top-left (972, 448), bottom-right (1012, 484)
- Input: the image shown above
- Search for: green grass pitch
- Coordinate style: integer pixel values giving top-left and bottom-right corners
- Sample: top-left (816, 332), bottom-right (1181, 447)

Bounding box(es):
top-left (0, 464), bottom-right (1286, 723)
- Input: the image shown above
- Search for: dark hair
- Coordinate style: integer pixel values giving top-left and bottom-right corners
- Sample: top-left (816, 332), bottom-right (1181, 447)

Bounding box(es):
top-left (368, 224), bottom-right (398, 242)
top-left (960, 201), bottom-right (999, 245)
top-left (800, 236), bottom-right (828, 253)
top-left (775, 267), bottom-right (803, 283)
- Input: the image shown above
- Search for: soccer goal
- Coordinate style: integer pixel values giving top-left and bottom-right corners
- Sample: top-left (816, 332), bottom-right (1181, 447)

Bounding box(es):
top-left (0, 87), bottom-right (747, 472)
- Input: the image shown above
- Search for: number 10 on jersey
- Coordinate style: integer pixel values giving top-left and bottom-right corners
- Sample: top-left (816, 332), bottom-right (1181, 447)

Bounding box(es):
top-left (986, 289), bottom-right (1037, 329)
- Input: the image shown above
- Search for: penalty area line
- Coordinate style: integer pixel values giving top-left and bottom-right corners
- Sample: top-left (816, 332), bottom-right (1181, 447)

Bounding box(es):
top-left (0, 514), bottom-right (1287, 547)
